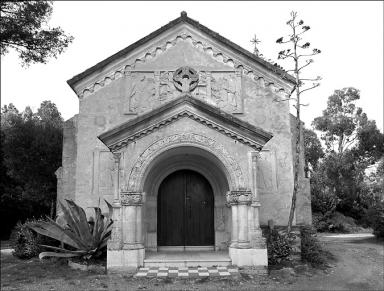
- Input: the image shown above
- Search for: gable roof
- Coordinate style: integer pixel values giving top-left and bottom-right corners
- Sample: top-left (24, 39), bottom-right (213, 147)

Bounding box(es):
top-left (98, 94), bottom-right (273, 151)
top-left (68, 11), bottom-right (295, 90)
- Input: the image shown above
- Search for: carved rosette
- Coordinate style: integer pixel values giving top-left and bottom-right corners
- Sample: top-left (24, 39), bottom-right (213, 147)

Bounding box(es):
top-left (120, 191), bottom-right (143, 206)
top-left (173, 66), bottom-right (199, 93)
top-left (226, 189), bottom-right (253, 205)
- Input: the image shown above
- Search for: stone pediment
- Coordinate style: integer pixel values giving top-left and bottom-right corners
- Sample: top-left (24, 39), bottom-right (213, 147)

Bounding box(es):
top-left (67, 12), bottom-right (295, 100)
top-left (98, 94), bottom-right (273, 151)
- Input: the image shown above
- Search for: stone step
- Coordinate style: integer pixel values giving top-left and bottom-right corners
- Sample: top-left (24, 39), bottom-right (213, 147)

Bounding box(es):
top-left (144, 258), bottom-right (231, 268)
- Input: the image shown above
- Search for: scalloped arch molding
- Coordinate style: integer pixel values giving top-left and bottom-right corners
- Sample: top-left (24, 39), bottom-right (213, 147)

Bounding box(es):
top-left (75, 28), bottom-right (293, 99)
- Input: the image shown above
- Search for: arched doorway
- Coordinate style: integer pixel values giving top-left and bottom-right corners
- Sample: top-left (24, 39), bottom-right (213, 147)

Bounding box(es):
top-left (157, 169), bottom-right (214, 247)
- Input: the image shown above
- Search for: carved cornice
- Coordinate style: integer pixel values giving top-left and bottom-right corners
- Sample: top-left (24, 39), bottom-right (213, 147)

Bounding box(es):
top-left (72, 29), bottom-right (293, 100)
top-left (98, 95), bottom-right (273, 152)
top-left (226, 189), bottom-right (253, 205)
top-left (120, 191), bottom-right (143, 206)
top-left (112, 111), bottom-right (261, 151)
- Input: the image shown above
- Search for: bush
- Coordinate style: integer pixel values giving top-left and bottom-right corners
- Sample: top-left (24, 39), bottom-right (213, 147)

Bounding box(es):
top-left (266, 228), bottom-right (292, 265)
top-left (312, 211), bottom-right (362, 233)
top-left (301, 226), bottom-right (330, 266)
top-left (10, 219), bottom-right (44, 259)
top-left (364, 201), bottom-right (384, 238)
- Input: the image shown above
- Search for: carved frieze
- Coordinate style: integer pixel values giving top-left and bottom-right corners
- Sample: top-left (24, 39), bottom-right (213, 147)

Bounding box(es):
top-left (122, 69), bottom-right (243, 115)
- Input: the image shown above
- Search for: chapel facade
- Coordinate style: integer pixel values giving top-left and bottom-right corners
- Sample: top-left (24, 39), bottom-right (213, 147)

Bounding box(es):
top-left (56, 12), bottom-right (311, 271)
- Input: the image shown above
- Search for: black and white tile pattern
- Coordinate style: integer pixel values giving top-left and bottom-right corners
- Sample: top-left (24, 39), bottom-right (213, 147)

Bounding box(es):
top-left (135, 266), bottom-right (239, 278)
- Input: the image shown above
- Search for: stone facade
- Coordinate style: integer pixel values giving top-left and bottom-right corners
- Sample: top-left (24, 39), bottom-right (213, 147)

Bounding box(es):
top-left (57, 12), bottom-right (311, 271)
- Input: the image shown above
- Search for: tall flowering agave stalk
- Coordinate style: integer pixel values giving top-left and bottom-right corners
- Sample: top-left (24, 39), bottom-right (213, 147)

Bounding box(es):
top-left (29, 199), bottom-right (113, 260)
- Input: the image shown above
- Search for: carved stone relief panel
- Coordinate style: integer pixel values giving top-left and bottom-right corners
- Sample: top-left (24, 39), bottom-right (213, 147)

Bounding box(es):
top-left (257, 149), bottom-right (278, 194)
top-left (122, 69), bottom-right (243, 115)
top-left (159, 71), bottom-right (177, 102)
top-left (123, 72), bottom-right (156, 114)
top-left (94, 151), bottom-right (115, 201)
top-left (210, 72), bottom-right (237, 111)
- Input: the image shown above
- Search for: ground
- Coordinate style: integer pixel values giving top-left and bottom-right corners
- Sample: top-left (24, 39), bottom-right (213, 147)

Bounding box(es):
top-left (1, 234), bottom-right (383, 291)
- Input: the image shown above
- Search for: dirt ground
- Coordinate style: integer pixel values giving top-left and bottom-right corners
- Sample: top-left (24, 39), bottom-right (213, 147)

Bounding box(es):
top-left (1, 234), bottom-right (383, 291)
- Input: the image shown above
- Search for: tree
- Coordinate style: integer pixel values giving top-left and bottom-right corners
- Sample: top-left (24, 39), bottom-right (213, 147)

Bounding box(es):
top-left (313, 87), bottom-right (383, 162)
top-left (0, 1), bottom-right (73, 66)
top-left (313, 87), bottom-right (361, 153)
top-left (312, 90), bottom-right (384, 218)
top-left (276, 11), bottom-right (321, 233)
top-left (0, 101), bottom-right (63, 239)
top-left (303, 127), bottom-right (324, 172)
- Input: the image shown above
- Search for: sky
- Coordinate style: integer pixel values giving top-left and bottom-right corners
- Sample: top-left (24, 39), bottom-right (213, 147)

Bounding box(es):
top-left (1, 1), bottom-right (383, 131)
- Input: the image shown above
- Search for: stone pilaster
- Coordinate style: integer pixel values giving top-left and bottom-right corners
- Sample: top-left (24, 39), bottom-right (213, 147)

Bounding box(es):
top-left (112, 153), bottom-right (121, 206)
top-left (250, 152), bottom-right (266, 248)
top-left (107, 205), bottom-right (123, 250)
top-left (107, 152), bottom-right (123, 251)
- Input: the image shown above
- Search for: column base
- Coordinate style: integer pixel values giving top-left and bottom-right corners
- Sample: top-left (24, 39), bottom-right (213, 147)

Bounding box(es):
top-left (229, 247), bottom-right (268, 267)
top-left (107, 248), bottom-right (145, 272)
top-left (123, 243), bottom-right (144, 250)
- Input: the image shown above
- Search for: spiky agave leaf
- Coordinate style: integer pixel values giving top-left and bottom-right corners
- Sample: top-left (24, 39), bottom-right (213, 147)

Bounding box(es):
top-left (65, 200), bottom-right (94, 248)
top-left (58, 200), bottom-right (82, 238)
top-left (29, 219), bottom-right (83, 249)
top-left (30, 199), bottom-right (114, 261)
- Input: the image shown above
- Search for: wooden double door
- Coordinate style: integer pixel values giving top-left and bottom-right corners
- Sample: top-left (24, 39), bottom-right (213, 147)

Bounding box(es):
top-left (157, 170), bottom-right (214, 246)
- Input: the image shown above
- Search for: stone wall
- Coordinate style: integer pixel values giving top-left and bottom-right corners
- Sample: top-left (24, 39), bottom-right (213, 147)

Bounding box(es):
top-left (57, 115), bottom-right (78, 209)
top-left (60, 23), bottom-right (311, 228)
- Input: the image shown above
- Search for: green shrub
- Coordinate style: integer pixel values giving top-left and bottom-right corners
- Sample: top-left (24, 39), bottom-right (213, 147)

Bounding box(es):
top-left (301, 226), bottom-right (330, 266)
top-left (312, 211), bottom-right (361, 233)
top-left (9, 219), bottom-right (54, 259)
top-left (364, 201), bottom-right (384, 238)
top-left (266, 228), bottom-right (292, 265)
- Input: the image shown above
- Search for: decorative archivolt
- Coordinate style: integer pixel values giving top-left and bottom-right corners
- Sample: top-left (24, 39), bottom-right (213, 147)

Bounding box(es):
top-left (77, 31), bottom-right (292, 99)
top-left (125, 133), bottom-right (246, 192)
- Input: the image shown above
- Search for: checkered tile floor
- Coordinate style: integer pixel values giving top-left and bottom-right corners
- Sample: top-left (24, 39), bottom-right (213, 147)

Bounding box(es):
top-left (135, 266), bottom-right (239, 278)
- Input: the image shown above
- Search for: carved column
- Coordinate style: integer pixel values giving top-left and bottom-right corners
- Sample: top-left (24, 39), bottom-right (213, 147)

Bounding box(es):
top-left (227, 189), bottom-right (252, 249)
top-left (227, 191), bottom-right (238, 248)
top-left (121, 191), bottom-right (144, 250)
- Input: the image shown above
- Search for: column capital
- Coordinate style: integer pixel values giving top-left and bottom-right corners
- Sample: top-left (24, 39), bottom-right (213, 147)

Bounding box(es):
top-left (120, 191), bottom-right (143, 206)
top-left (226, 189), bottom-right (252, 205)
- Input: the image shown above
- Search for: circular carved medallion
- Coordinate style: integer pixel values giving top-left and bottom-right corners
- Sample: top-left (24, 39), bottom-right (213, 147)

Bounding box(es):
top-left (173, 66), bottom-right (199, 93)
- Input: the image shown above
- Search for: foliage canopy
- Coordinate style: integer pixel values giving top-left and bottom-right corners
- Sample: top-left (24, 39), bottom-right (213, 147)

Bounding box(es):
top-left (0, 1), bottom-right (73, 66)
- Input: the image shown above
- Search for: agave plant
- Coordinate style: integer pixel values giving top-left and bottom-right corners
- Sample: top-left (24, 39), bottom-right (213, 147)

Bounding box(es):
top-left (28, 199), bottom-right (113, 260)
